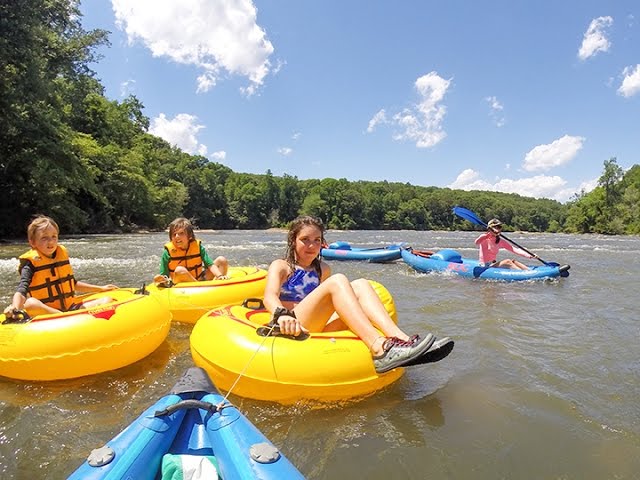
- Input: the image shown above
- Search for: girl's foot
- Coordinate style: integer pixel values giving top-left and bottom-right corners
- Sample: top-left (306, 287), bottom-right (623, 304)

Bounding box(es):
top-left (373, 334), bottom-right (435, 373)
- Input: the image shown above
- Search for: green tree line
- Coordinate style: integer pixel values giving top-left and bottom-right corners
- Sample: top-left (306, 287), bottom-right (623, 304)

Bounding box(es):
top-left (1, 0), bottom-right (638, 239)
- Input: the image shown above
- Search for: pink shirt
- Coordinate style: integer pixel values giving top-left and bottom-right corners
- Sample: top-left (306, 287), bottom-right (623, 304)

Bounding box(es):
top-left (474, 233), bottom-right (534, 264)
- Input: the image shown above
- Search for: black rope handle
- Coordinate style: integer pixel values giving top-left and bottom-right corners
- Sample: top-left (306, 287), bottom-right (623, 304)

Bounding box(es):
top-left (153, 399), bottom-right (227, 417)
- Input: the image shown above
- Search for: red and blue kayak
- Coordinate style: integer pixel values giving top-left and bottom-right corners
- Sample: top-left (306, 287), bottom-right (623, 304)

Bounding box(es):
top-left (401, 247), bottom-right (570, 281)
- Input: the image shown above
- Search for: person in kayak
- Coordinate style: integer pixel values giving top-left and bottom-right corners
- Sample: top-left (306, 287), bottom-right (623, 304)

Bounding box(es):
top-left (475, 218), bottom-right (538, 270)
top-left (263, 215), bottom-right (454, 374)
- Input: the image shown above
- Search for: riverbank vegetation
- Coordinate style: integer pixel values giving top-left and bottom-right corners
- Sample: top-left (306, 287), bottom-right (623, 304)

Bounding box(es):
top-left (1, 0), bottom-right (638, 238)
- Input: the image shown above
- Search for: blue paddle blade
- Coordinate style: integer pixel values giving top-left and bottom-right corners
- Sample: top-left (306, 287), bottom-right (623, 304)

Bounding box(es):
top-left (452, 206), bottom-right (487, 227)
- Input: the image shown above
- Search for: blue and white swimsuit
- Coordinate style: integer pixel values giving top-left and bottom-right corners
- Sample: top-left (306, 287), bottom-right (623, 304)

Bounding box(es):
top-left (279, 268), bottom-right (320, 302)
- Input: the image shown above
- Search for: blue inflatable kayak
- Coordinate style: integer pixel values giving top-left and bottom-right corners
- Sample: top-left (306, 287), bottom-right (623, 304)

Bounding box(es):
top-left (68, 367), bottom-right (305, 480)
top-left (321, 241), bottom-right (406, 262)
top-left (401, 247), bottom-right (569, 281)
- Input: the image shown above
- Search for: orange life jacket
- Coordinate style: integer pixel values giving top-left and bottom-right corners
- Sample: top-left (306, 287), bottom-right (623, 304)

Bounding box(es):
top-left (18, 245), bottom-right (76, 311)
top-left (164, 239), bottom-right (205, 280)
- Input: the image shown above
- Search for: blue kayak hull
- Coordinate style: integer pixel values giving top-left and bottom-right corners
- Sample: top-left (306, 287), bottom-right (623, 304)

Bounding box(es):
top-left (401, 248), bottom-right (565, 281)
top-left (68, 367), bottom-right (305, 480)
top-left (321, 242), bottom-right (405, 262)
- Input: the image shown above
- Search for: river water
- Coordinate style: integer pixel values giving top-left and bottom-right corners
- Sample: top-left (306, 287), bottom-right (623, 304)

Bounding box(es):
top-left (0, 230), bottom-right (638, 479)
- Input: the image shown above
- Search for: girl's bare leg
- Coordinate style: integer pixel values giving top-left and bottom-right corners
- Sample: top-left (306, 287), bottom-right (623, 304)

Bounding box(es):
top-left (350, 278), bottom-right (409, 340)
top-left (511, 259), bottom-right (530, 270)
top-left (293, 274), bottom-right (387, 354)
top-left (497, 259), bottom-right (529, 270)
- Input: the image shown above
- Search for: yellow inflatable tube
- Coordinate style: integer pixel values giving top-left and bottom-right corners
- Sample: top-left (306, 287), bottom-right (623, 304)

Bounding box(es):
top-left (0, 289), bottom-right (172, 381)
top-left (145, 266), bottom-right (267, 323)
top-left (190, 280), bottom-right (404, 404)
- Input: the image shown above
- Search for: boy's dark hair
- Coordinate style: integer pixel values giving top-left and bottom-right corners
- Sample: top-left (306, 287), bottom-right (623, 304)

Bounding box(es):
top-left (168, 217), bottom-right (195, 241)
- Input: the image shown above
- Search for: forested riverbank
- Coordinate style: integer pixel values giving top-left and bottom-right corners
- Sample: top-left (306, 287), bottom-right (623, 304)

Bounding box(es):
top-left (2, 1), bottom-right (638, 238)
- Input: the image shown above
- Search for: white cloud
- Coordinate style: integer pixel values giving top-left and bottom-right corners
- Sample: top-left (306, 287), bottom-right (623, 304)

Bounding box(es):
top-left (618, 64), bottom-right (640, 97)
top-left (119, 79), bottom-right (136, 97)
top-left (149, 113), bottom-right (208, 156)
top-left (523, 135), bottom-right (585, 172)
top-left (112, 0), bottom-right (274, 95)
top-left (277, 147), bottom-right (293, 156)
top-left (448, 169), bottom-right (493, 191)
top-left (366, 73), bottom-right (450, 147)
top-left (366, 109), bottom-right (387, 133)
top-left (211, 150), bottom-right (226, 161)
top-left (291, 132), bottom-right (301, 141)
top-left (576, 177), bottom-right (598, 196)
top-left (448, 169), bottom-right (590, 203)
top-left (382, 72), bottom-right (451, 148)
top-left (485, 95), bottom-right (505, 127)
top-left (578, 16), bottom-right (613, 60)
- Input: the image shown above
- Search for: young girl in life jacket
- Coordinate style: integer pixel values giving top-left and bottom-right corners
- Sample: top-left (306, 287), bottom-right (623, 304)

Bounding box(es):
top-left (153, 217), bottom-right (229, 286)
top-left (3, 216), bottom-right (118, 319)
top-left (263, 215), bottom-right (454, 374)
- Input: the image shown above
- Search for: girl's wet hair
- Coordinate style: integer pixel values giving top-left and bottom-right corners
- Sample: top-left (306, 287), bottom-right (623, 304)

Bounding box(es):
top-left (27, 215), bottom-right (59, 243)
top-left (285, 216), bottom-right (325, 277)
top-left (168, 217), bottom-right (195, 241)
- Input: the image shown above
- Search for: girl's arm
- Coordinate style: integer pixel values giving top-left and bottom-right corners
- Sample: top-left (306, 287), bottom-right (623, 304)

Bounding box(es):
top-left (319, 260), bottom-right (331, 282)
top-left (263, 259), bottom-right (307, 337)
top-left (498, 239), bottom-right (534, 258)
top-left (475, 232), bottom-right (492, 245)
top-left (263, 259), bottom-right (289, 313)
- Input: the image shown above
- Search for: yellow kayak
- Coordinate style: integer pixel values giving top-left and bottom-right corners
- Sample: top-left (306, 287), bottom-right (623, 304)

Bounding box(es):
top-left (0, 289), bottom-right (172, 381)
top-left (190, 280), bottom-right (404, 404)
top-left (145, 266), bottom-right (268, 323)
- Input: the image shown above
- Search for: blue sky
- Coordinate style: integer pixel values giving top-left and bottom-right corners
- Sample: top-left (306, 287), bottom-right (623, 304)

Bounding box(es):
top-left (80, 1), bottom-right (640, 203)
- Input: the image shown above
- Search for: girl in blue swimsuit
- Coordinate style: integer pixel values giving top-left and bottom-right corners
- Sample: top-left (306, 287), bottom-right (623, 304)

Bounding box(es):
top-left (263, 216), bottom-right (454, 374)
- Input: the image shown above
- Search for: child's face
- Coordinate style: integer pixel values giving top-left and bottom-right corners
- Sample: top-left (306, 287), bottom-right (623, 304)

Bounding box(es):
top-left (294, 225), bottom-right (323, 265)
top-left (171, 228), bottom-right (189, 249)
top-left (30, 226), bottom-right (59, 257)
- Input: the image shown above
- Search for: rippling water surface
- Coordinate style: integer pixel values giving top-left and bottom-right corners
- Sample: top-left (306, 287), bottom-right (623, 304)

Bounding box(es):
top-left (1, 230), bottom-right (639, 479)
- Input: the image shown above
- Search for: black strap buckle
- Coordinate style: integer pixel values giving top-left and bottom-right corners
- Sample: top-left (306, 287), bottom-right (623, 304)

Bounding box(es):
top-left (2, 309), bottom-right (31, 324)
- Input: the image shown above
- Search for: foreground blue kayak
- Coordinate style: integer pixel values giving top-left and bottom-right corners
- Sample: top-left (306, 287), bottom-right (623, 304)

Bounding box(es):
top-left (321, 241), bottom-right (406, 262)
top-left (401, 247), bottom-right (570, 281)
top-left (68, 367), bottom-right (305, 480)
